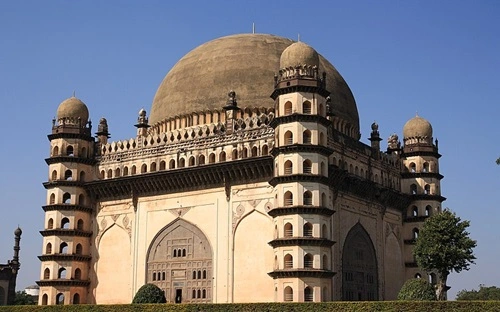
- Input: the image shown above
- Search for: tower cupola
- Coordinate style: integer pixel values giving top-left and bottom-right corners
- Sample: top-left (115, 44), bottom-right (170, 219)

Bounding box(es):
top-left (56, 96), bottom-right (89, 126)
top-left (403, 115), bottom-right (433, 145)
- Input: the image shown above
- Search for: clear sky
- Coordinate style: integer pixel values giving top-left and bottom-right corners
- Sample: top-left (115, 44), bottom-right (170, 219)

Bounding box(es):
top-left (0, 1), bottom-right (498, 300)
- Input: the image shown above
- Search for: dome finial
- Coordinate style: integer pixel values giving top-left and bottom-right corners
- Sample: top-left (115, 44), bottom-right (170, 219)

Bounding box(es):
top-left (252, 23), bottom-right (255, 34)
top-left (73, 90), bottom-right (76, 98)
top-left (297, 33), bottom-right (300, 42)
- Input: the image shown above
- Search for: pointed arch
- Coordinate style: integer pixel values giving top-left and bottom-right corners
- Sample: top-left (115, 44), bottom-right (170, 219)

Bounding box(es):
top-left (342, 223), bottom-right (378, 301)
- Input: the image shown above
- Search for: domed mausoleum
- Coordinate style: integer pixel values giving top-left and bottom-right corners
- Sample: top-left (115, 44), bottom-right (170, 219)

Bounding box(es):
top-left (37, 33), bottom-right (446, 305)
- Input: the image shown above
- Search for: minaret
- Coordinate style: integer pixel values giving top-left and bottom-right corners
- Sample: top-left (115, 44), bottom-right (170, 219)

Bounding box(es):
top-left (6, 228), bottom-right (22, 305)
top-left (268, 42), bottom-right (335, 302)
top-left (38, 96), bottom-right (94, 305)
top-left (400, 115), bottom-right (445, 285)
top-left (369, 122), bottom-right (382, 158)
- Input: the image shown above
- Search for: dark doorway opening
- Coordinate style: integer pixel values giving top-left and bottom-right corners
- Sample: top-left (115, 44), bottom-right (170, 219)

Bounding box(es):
top-left (175, 289), bottom-right (182, 303)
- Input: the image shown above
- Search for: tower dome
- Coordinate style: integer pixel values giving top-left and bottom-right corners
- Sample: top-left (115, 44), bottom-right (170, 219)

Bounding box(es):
top-left (149, 33), bottom-right (360, 137)
top-left (56, 96), bottom-right (89, 123)
top-left (403, 115), bottom-right (433, 139)
top-left (280, 41), bottom-right (319, 68)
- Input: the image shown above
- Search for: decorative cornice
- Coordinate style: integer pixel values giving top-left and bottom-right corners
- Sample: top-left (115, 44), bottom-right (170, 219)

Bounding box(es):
top-left (267, 206), bottom-right (335, 217)
top-left (38, 254), bottom-right (91, 262)
top-left (268, 269), bottom-right (335, 279)
top-left (36, 279), bottom-right (90, 287)
top-left (411, 194), bottom-right (446, 202)
top-left (39, 229), bottom-right (92, 238)
top-left (270, 144), bottom-right (333, 157)
top-left (268, 237), bottom-right (335, 248)
top-left (42, 204), bottom-right (93, 214)
top-left (48, 133), bottom-right (94, 142)
top-left (269, 114), bottom-right (331, 129)
top-left (401, 172), bottom-right (444, 180)
top-left (85, 157), bottom-right (274, 200)
top-left (45, 156), bottom-right (97, 166)
top-left (269, 174), bottom-right (330, 187)
top-left (43, 180), bottom-right (85, 189)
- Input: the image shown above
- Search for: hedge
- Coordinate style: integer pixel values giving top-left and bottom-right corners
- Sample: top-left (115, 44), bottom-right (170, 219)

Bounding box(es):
top-left (1, 301), bottom-right (500, 312)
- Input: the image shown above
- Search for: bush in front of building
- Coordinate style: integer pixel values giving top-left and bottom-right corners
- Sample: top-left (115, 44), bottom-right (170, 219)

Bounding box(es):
top-left (398, 278), bottom-right (437, 301)
top-left (131, 283), bottom-right (166, 304)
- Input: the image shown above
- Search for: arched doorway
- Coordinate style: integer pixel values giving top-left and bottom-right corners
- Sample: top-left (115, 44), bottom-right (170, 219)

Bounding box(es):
top-left (342, 223), bottom-right (378, 301)
top-left (146, 218), bottom-right (213, 303)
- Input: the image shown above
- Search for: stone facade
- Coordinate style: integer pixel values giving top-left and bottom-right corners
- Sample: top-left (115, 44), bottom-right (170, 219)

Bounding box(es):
top-left (37, 34), bottom-right (444, 305)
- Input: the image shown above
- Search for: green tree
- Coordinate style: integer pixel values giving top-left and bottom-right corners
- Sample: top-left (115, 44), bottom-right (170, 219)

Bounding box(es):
top-left (132, 283), bottom-right (166, 304)
top-left (456, 285), bottom-right (500, 300)
top-left (413, 209), bottom-right (476, 300)
top-left (398, 278), bottom-right (437, 301)
top-left (13, 291), bottom-right (36, 305)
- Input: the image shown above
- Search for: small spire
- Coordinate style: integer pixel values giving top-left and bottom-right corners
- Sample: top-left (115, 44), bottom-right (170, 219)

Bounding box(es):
top-left (252, 23), bottom-right (255, 34)
top-left (415, 111), bottom-right (419, 117)
top-left (298, 33), bottom-right (300, 42)
top-left (73, 90), bottom-right (76, 97)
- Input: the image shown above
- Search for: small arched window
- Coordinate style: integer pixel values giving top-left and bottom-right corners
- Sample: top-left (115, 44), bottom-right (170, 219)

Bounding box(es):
top-left (425, 205), bottom-right (432, 216)
top-left (322, 224), bottom-right (328, 239)
top-left (107, 169), bottom-right (112, 179)
top-left (424, 184), bottom-right (431, 195)
top-left (284, 286), bottom-right (293, 302)
top-left (122, 167), bottom-right (129, 176)
top-left (284, 131), bottom-right (293, 145)
top-left (49, 193), bottom-right (56, 205)
top-left (209, 154), bottom-right (215, 164)
top-left (303, 191), bottom-right (312, 205)
top-left (410, 184), bottom-right (417, 195)
top-left (150, 162), bottom-right (157, 172)
top-left (304, 286), bottom-right (313, 302)
top-left (203, 270), bottom-right (207, 279)
top-left (75, 244), bottom-right (82, 255)
top-left (197, 270), bottom-right (201, 279)
top-left (302, 101), bottom-right (312, 114)
top-left (319, 132), bottom-right (325, 145)
top-left (47, 218), bottom-right (54, 229)
top-left (182, 249), bottom-right (186, 257)
top-left (219, 151), bottom-right (226, 162)
top-left (73, 293), bottom-right (80, 304)
top-left (303, 130), bottom-right (312, 144)
top-left (202, 289), bottom-right (206, 298)
top-left (131, 165), bottom-right (137, 175)
top-left (115, 168), bottom-right (121, 177)
top-left (74, 268), bottom-right (81, 280)
top-left (199, 155), bottom-right (205, 165)
top-left (51, 170), bottom-right (58, 181)
top-left (284, 101), bottom-right (293, 115)
top-left (41, 294), bottom-right (48, 305)
top-left (189, 157), bottom-right (195, 166)
top-left (61, 218), bottom-right (70, 229)
top-left (141, 164), bottom-right (147, 173)
top-left (179, 158), bottom-right (185, 168)
top-left (284, 254), bottom-right (293, 269)
top-left (410, 162), bottom-right (416, 172)
top-left (231, 149), bottom-right (238, 160)
top-left (56, 293), bottom-right (64, 305)
top-left (66, 145), bottom-right (74, 156)
top-left (303, 159), bottom-right (312, 174)
top-left (304, 254), bottom-right (313, 268)
top-left (251, 146), bottom-right (258, 157)
top-left (284, 223), bottom-right (293, 237)
top-left (262, 145), bottom-right (268, 155)
top-left (323, 254), bottom-right (329, 270)
top-left (321, 193), bottom-right (327, 207)
top-left (303, 222), bottom-right (313, 237)
top-left (64, 169), bottom-right (73, 180)
top-left (77, 219), bottom-right (84, 230)
top-left (58, 267), bottom-right (67, 279)
top-left (44, 268), bottom-right (50, 279)
top-left (173, 249), bottom-right (177, 257)
top-left (59, 242), bottom-right (68, 254)
top-left (415, 273), bottom-right (422, 279)
top-left (242, 147), bottom-right (248, 158)
top-left (78, 194), bottom-right (85, 206)
top-left (284, 191), bottom-right (293, 206)
top-left (79, 171), bottom-right (85, 181)
top-left (423, 162), bottom-right (429, 173)
top-left (46, 243), bottom-right (52, 254)
top-left (169, 160), bottom-right (175, 169)
top-left (192, 271), bottom-right (196, 279)
top-left (159, 161), bottom-right (166, 170)
top-left (52, 146), bottom-right (59, 156)
top-left (412, 206), bottom-right (418, 217)
top-left (284, 160), bottom-right (293, 175)
top-left (413, 228), bottom-right (419, 240)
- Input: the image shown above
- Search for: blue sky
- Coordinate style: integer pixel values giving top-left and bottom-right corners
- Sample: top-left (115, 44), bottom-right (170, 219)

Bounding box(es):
top-left (0, 1), bottom-right (498, 300)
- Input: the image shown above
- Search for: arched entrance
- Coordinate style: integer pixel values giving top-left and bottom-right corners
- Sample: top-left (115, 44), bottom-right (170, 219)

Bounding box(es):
top-left (146, 218), bottom-right (213, 303)
top-left (341, 223), bottom-right (378, 300)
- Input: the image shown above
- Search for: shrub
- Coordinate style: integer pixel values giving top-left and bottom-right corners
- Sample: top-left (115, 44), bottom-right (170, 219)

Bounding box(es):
top-left (398, 278), bottom-right (437, 301)
top-left (132, 283), bottom-right (166, 304)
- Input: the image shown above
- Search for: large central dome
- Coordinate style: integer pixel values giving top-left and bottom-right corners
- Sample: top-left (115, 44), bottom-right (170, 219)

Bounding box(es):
top-left (150, 33), bottom-right (359, 131)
